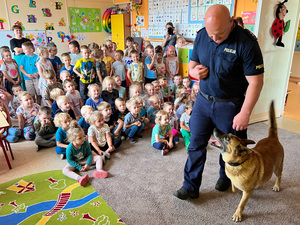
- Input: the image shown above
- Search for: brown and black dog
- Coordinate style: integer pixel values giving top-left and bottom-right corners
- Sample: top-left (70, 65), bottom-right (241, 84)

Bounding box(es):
top-left (213, 101), bottom-right (284, 222)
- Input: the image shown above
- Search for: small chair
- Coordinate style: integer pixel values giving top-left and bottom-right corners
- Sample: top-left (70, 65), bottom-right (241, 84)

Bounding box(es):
top-left (0, 112), bottom-right (14, 169)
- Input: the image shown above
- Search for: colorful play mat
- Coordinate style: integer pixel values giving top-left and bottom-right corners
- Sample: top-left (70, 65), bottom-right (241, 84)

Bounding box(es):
top-left (0, 170), bottom-right (124, 224)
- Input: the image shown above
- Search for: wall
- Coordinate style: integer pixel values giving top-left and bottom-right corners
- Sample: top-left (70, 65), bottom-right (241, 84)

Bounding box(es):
top-left (291, 52), bottom-right (300, 78)
top-left (0, 0), bottom-right (113, 56)
top-left (234, 0), bottom-right (258, 17)
top-left (250, 0), bottom-right (300, 122)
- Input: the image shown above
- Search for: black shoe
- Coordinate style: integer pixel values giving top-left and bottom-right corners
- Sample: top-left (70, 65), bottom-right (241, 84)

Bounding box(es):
top-left (173, 187), bottom-right (199, 200)
top-left (36, 145), bottom-right (42, 151)
top-left (135, 134), bottom-right (143, 139)
top-left (215, 178), bottom-right (231, 192)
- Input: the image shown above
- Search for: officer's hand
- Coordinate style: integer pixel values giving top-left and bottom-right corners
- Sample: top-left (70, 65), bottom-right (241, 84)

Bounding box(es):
top-left (191, 65), bottom-right (209, 80)
top-left (232, 112), bottom-right (249, 131)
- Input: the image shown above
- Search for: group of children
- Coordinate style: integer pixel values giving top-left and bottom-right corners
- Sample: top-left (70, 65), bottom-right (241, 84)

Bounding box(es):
top-left (0, 36), bottom-right (201, 187)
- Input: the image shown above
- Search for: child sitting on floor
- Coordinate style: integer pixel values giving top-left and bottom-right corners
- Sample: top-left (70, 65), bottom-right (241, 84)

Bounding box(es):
top-left (64, 79), bottom-right (83, 119)
top-left (147, 95), bottom-right (161, 125)
top-left (78, 105), bottom-right (94, 134)
top-left (163, 102), bottom-right (179, 138)
top-left (8, 84), bottom-right (23, 119)
top-left (63, 120), bottom-right (108, 187)
top-left (151, 110), bottom-right (179, 155)
top-left (50, 88), bottom-right (65, 118)
top-left (85, 83), bottom-right (103, 110)
top-left (180, 100), bottom-right (194, 150)
top-left (54, 112), bottom-right (71, 159)
top-left (33, 106), bottom-right (56, 151)
top-left (54, 95), bottom-right (76, 120)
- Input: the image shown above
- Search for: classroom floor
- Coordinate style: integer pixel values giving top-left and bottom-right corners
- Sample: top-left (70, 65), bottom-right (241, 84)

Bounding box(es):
top-left (283, 81), bottom-right (300, 122)
top-left (1, 116), bottom-right (300, 184)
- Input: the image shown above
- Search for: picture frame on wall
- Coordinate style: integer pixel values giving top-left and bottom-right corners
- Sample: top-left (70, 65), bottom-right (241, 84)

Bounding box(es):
top-left (132, 0), bottom-right (142, 4)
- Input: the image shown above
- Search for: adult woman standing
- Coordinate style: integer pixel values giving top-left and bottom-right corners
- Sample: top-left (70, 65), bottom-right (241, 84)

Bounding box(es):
top-left (161, 22), bottom-right (178, 57)
top-left (9, 25), bottom-right (31, 90)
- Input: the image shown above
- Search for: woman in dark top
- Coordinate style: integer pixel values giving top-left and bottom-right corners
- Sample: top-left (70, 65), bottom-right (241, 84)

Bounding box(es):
top-left (9, 25), bottom-right (31, 90)
top-left (161, 22), bottom-right (178, 57)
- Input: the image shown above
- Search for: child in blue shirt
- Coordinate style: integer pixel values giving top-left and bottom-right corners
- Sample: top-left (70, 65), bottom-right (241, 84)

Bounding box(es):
top-left (47, 43), bottom-right (62, 80)
top-left (144, 45), bottom-right (157, 84)
top-left (85, 83), bottom-right (103, 110)
top-left (54, 112), bottom-right (71, 159)
top-left (78, 105), bottom-right (94, 134)
top-left (147, 95), bottom-right (160, 125)
top-left (50, 88), bottom-right (65, 118)
top-left (60, 53), bottom-right (74, 79)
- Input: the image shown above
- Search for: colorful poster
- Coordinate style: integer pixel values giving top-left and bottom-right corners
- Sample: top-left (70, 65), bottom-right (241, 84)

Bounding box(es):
top-left (68, 7), bottom-right (102, 33)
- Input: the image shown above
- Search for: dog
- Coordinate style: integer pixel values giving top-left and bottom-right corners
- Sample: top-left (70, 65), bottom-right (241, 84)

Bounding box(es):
top-left (213, 101), bottom-right (284, 222)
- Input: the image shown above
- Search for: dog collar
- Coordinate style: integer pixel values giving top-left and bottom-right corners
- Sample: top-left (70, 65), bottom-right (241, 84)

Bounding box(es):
top-left (228, 160), bottom-right (246, 167)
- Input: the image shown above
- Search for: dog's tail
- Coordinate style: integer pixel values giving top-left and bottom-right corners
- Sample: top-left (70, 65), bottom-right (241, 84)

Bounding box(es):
top-left (269, 101), bottom-right (278, 138)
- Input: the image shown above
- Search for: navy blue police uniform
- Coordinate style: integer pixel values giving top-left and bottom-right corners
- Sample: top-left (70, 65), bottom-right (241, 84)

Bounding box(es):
top-left (183, 21), bottom-right (264, 193)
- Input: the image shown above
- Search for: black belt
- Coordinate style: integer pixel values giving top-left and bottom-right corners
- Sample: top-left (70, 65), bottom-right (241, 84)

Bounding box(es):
top-left (200, 91), bottom-right (243, 103)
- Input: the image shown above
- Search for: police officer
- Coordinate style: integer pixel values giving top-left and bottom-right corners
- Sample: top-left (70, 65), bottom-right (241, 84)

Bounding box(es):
top-left (174, 4), bottom-right (264, 200)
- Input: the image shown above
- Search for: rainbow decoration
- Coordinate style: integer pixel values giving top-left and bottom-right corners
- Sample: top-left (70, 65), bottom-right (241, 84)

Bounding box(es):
top-left (102, 8), bottom-right (112, 33)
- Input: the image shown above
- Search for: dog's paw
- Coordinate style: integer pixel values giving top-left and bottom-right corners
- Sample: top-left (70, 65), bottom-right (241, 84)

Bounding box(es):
top-left (232, 213), bottom-right (242, 222)
top-left (272, 185), bottom-right (280, 192)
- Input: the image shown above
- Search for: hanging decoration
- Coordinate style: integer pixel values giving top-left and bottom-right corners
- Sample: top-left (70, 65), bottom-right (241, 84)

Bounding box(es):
top-left (102, 8), bottom-right (112, 34)
top-left (59, 18), bottom-right (66, 26)
top-left (29, 0), bottom-right (36, 8)
top-left (11, 5), bottom-right (20, 14)
top-left (15, 21), bottom-right (25, 30)
top-left (0, 18), bottom-right (6, 30)
top-left (45, 23), bottom-right (54, 30)
top-left (272, 0), bottom-right (290, 47)
top-left (57, 31), bottom-right (71, 42)
top-left (27, 15), bottom-right (37, 23)
top-left (42, 8), bottom-right (52, 17)
top-left (55, 2), bottom-right (63, 10)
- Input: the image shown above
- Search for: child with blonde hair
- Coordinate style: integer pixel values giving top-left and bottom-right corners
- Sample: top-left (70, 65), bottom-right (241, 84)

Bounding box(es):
top-left (147, 95), bottom-right (160, 125)
top-left (88, 111), bottom-right (119, 160)
top-left (16, 91), bottom-right (40, 140)
top-left (152, 80), bottom-right (164, 105)
top-left (36, 46), bottom-right (55, 98)
top-left (180, 100), bottom-right (194, 150)
top-left (54, 112), bottom-right (71, 158)
top-left (101, 76), bottom-right (119, 113)
top-left (144, 45), bottom-right (157, 83)
top-left (175, 92), bottom-right (191, 124)
top-left (174, 85), bottom-right (187, 111)
top-left (105, 40), bottom-right (115, 59)
top-left (171, 74), bottom-right (183, 99)
top-left (156, 53), bottom-right (166, 78)
top-left (127, 50), bottom-right (144, 85)
top-left (50, 88), bottom-right (64, 118)
top-left (165, 45), bottom-right (179, 87)
top-left (60, 53), bottom-right (74, 79)
top-left (123, 46), bottom-right (134, 67)
top-left (63, 120), bottom-right (108, 187)
top-left (159, 77), bottom-right (172, 102)
top-left (1, 49), bottom-right (21, 94)
top-left (85, 83), bottom-right (103, 110)
top-left (163, 102), bottom-right (179, 137)
top-left (63, 79), bottom-right (83, 119)
top-left (142, 83), bottom-right (155, 111)
top-left (60, 70), bottom-right (71, 83)
top-left (151, 110), bottom-right (179, 155)
top-left (114, 75), bottom-right (126, 101)
top-left (43, 70), bottom-right (63, 107)
top-left (101, 44), bottom-right (114, 76)
top-left (191, 82), bottom-right (200, 101)
top-left (55, 95), bottom-right (76, 120)
top-left (129, 82), bottom-right (142, 98)
top-left (112, 50), bottom-right (127, 86)
top-left (123, 99), bottom-right (144, 143)
top-left (78, 105), bottom-right (94, 133)
top-left (132, 96), bottom-right (149, 132)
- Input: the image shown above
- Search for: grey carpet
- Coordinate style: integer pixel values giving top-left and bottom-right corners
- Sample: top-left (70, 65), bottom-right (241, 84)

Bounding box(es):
top-left (85, 122), bottom-right (300, 225)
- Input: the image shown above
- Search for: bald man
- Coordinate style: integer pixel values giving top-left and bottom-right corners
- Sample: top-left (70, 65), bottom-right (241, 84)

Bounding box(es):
top-left (174, 5), bottom-right (264, 200)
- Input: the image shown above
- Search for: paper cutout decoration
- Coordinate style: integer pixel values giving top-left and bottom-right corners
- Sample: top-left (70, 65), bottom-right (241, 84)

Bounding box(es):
top-left (46, 23), bottom-right (54, 30)
top-left (47, 37), bottom-right (53, 43)
top-left (59, 18), bottom-right (66, 26)
top-left (27, 15), bottom-right (37, 23)
top-left (56, 2), bottom-right (63, 10)
top-left (15, 21), bottom-right (25, 30)
top-left (29, 0), bottom-right (36, 8)
top-left (57, 31), bottom-right (71, 42)
top-left (0, 18), bottom-right (6, 29)
top-left (42, 8), bottom-right (52, 17)
top-left (11, 5), bottom-right (19, 14)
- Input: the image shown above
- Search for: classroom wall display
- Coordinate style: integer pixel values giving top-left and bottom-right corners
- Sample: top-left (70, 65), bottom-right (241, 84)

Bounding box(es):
top-left (0, 18), bottom-right (6, 29)
top-left (69, 7), bottom-right (102, 33)
top-left (242, 11), bottom-right (256, 32)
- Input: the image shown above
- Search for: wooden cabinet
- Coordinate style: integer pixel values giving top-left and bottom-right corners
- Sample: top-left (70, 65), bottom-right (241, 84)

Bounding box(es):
top-left (111, 14), bottom-right (131, 51)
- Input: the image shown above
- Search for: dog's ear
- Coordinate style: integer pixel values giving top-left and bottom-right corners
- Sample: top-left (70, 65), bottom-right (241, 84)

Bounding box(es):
top-left (241, 139), bottom-right (256, 146)
top-left (238, 145), bottom-right (253, 155)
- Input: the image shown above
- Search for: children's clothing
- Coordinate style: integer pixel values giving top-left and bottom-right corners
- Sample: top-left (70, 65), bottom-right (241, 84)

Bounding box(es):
top-left (36, 59), bottom-right (52, 98)
top-left (144, 56), bottom-right (157, 82)
top-left (0, 61), bottom-right (19, 94)
top-left (166, 58), bottom-right (178, 87)
top-left (88, 124), bottom-right (110, 148)
top-left (128, 62), bottom-right (144, 83)
top-left (147, 106), bottom-right (159, 124)
top-left (103, 56), bottom-right (114, 75)
top-left (66, 90), bottom-right (81, 117)
top-left (142, 95), bottom-right (151, 111)
top-left (161, 86), bottom-right (172, 102)
top-left (60, 65), bottom-right (75, 78)
top-left (9, 95), bottom-right (21, 119)
top-left (70, 53), bottom-right (82, 66)
top-left (51, 100), bottom-right (58, 118)
top-left (169, 114), bottom-right (179, 137)
top-left (101, 89), bottom-right (119, 113)
top-left (115, 86), bottom-right (126, 99)
top-left (180, 112), bottom-right (191, 150)
top-left (123, 112), bottom-right (144, 138)
top-left (78, 117), bottom-right (90, 133)
top-left (85, 97), bottom-right (103, 110)
top-left (55, 108), bottom-right (76, 120)
top-left (55, 126), bottom-right (68, 154)
top-left (33, 117), bottom-right (56, 148)
top-left (151, 124), bottom-right (179, 150)
top-left (47, 56), bottom-right (62, 79)
top-left (43, 82), bottom-right (64, 106)
top-left (156, 62), bottom-right (166, 78)
top-left (112, 61), bottom-right (127, 86)
top-left (95, 61), bottom-right (107, 85)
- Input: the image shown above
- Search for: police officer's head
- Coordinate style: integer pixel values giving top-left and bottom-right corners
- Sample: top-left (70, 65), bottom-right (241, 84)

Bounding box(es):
top-left (204, 4), bottom-right (234, 44)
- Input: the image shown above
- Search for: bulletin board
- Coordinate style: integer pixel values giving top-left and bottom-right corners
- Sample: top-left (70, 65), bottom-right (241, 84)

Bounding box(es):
top-left (148, 0), bottom-right (235, 40)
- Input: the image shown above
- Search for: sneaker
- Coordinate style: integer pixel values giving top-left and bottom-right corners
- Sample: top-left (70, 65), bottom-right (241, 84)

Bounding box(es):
top-left (135, 134), bottom-right (143, 139)
top-left (60, 154), bottom-right (66, 160)
top-left (93, 170), bottom-right (108, 179)
top-left (127, 137), bottom-right (136, 143)
top-left (173, 187), bottom-right (199, 200)
top-left (162, 148), bottom-right (169, 155)
top-left (121, 136), bottom-right (126, 141)
top-left (104, 152), bottom-right (111, 159)
top-left (215, 178), bottom-right (231, 192)
top-left (78, 174), bottom-right (89, 187)
top-left (101, 154), bottom-right (106, 164)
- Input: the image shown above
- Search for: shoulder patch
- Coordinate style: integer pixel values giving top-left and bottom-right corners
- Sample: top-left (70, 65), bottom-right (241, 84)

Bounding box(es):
top-left (243, 29), bottom-right (257, 41)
